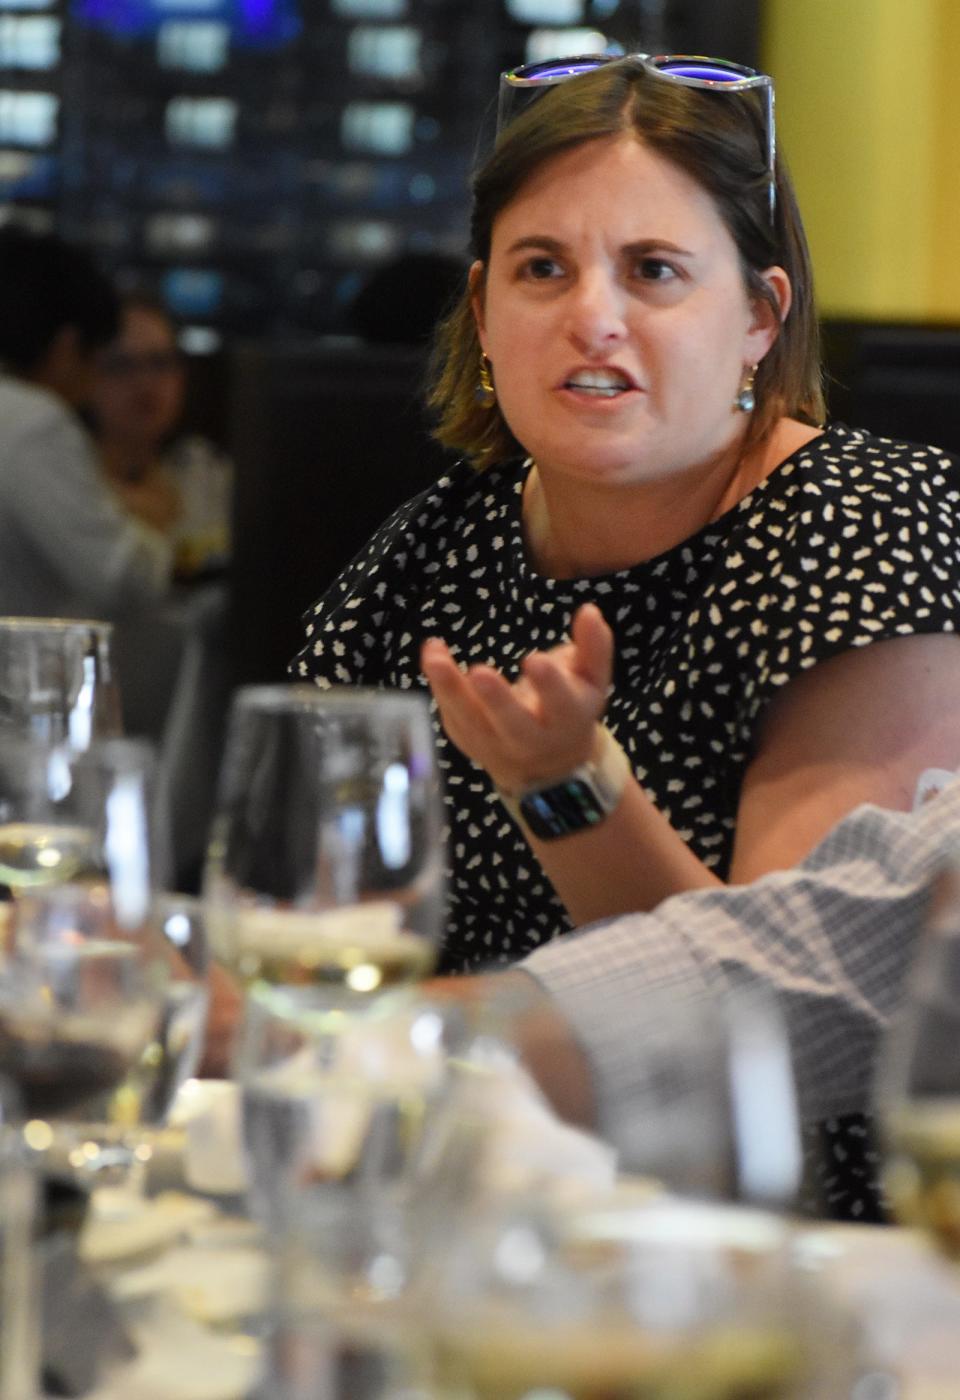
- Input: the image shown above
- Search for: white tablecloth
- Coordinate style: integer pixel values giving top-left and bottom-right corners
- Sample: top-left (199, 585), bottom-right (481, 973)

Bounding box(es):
top-left (76, 1188), bottom-right (960, 1400)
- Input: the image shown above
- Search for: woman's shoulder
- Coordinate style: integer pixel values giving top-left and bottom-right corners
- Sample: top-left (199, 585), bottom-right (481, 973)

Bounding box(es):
top-left (784, 420), bottom-right (958, 482)
top-left (753, 421), bottom-right (960, 519)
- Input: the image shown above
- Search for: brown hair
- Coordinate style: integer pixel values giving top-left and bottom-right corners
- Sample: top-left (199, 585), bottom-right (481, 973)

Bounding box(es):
top-left (428, 57), bottom-right (824, 469)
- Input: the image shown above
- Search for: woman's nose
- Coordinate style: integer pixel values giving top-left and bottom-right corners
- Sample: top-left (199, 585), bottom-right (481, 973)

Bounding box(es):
top-left (564, 271), bottom-right (628, 354)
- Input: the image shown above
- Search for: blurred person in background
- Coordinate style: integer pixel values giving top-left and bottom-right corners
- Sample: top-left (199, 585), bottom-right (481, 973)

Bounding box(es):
top-left (0, 225), bottom-right (173, 632)
top-left (89, 293), bottom-right (233, 581)
top-left (294, 55), bottom-right (960, 1219)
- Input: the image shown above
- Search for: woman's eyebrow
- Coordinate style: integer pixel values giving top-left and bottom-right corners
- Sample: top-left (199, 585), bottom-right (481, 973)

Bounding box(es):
top-left (504, 235), bottom-right (566, 256)
top-left (622, 238), bottom-right (696, 258)
top-left (503, 234), bottom-right (697, 258)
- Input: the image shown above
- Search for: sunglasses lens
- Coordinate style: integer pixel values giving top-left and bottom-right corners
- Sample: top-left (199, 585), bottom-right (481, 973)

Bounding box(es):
top-left (654, 58), bottom-right (754, 84)
top-left (507, 55), bottom-right (607, 86)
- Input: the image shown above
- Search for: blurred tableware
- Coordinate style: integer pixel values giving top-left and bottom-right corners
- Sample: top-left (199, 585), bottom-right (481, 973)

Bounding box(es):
top-left (0, 1077), bottom-right (39, 1400)
top-left (204, 685), bottom-right (443, 1002)
top-left (0, 734), bottom-right (160, 916)
top-left (59, 892), bottom-right (210, 1191)
top-left (235, 987), bottom-right (456, 1234)
top-left (239, 989), bottom-right (462, 1400)
top-left (427, 1192), bottom-right (860, 1400)
top-left (878, 855), bottom-right (960, 1260)
top-left (0, 883), bottom-right (167, 1141)
top-left (417, 980), bottom-right (800, 1219)
top-left (0, 617), bottom-right (121, 750)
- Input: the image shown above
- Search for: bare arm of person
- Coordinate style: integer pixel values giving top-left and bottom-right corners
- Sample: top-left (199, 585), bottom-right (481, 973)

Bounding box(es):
top-left (422, 969), bottom-right (597, 1130)
top-left (728, 631), bottom-right (960, 882)
top-left (422, 608), bottom-right (960, 924)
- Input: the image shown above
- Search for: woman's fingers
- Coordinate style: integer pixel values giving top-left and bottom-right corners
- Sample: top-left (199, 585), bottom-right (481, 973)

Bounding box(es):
top-left (570, 603), bottom-right (614, 691)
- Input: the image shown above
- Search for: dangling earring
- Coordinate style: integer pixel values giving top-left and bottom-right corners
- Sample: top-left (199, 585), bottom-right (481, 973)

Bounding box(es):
top-left (475, 352), bottom-right (496, 409)
top-left (734, 364), bottom-right (758, 413)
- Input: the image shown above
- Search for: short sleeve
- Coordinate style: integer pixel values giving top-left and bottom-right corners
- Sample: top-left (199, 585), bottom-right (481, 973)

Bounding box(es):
top-left (733, 437), bottom-right (960, 740)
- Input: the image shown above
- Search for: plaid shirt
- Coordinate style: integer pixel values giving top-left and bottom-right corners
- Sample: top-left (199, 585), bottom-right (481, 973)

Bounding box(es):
top-left (524, 782), bottom-right (960, 1131)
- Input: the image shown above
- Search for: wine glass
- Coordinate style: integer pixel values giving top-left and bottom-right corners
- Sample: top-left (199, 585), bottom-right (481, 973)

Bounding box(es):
top-left (203, 685), bottom-right (443, 1003)
top-left (0, 885), bottom-right (167, 1126)
top-left (0, 734), bottom-right (159, 916)
top-left (426, 1192), bottom-right (861, 1400)
top-left (240, 989), bottom-right (464, 1400)
top-left (58, 892), bottom-right (209, 1193)
top-left (878, 856), bottom-right (960, 1260)
top-left (0, 618), bottom-right (122, 751)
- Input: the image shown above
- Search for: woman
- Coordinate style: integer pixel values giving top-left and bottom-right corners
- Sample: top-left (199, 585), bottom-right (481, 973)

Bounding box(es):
top-left (89, 295), bottom-right (232, 578)
top-left (294, 56), bottom-right (960, 1218)
top-left (295, 53), bottom-right (960, 967)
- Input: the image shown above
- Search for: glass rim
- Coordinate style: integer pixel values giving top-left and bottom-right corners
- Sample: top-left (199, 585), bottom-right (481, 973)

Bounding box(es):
top-left (232, 683), bottom-right (431, 715)
top-left (0, 616), bottom-right (113, 635)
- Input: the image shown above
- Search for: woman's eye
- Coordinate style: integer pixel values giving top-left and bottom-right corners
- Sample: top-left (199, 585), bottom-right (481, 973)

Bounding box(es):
top-left (635, 257), bottom-right (678, 282)
top-left (521, 256), bottom-right (562, 280)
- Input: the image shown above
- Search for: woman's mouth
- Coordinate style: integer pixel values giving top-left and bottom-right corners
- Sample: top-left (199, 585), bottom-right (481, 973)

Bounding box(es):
top-left (562, 368), bottom-right (637, 398)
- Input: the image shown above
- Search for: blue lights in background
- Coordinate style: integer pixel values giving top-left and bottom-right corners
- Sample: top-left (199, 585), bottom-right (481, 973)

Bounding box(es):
top-left (71, 0), bottom-right (301, 49)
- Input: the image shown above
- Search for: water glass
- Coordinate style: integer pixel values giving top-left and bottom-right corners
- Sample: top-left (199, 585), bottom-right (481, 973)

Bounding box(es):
top-left (58, 892), bottom-right (210, 1190)
top-left (0, 617), bottom-right (121, 750)
top-left (427, 1192), bottom-right (860, 1400)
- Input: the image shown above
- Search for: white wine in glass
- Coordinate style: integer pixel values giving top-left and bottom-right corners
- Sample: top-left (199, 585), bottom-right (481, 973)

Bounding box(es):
top-left (0, 737), bottom-right (156, 907)
top-left (204, 686), bottom-right (443, 1000)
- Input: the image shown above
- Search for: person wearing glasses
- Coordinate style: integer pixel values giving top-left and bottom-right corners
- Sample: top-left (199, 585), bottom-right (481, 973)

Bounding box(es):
top-left (89, 295), bottom-right (233, 581)
top-left (293, 56), bottom-right (960, 1217)
top-left (0, 227), bottom-right (174, 625)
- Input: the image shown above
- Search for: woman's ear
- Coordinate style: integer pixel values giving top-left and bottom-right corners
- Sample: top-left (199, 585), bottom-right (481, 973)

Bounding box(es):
top-left (745, 265), bottom-right (792, 362)
top-left (468, 260), bottom-right (488, 353)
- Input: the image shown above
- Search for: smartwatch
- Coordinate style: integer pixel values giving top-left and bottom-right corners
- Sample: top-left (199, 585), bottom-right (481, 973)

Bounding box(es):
top-left (498, 725), bottom-right (631, 840)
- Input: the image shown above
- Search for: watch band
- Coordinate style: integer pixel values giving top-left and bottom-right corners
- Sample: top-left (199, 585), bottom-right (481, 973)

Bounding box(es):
top-left (497, 724), bottom-right (632, 840)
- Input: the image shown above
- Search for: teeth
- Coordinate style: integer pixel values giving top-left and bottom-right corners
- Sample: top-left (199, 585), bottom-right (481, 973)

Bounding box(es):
top-left (565, 369), bottom-right (632, 395)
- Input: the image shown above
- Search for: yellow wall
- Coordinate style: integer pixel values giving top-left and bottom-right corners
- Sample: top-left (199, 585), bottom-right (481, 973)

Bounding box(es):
top-left (763, 0), bottom-right (960, 321)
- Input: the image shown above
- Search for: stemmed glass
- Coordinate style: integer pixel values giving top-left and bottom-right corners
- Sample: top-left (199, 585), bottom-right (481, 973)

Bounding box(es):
top-left (426, 1192), bottom-right (860, 1400)
top-left (58, 893), bottom-right (209, 1192)
top-left (878, 856), bottom-right (960, 1260)
top-left (203, 685), bottom-right (443, 1005)
top-left (0, 884), bottom-right (168, 1132)
top-left (0, 736), bottom-right (177, 1196)
top-left (0, 618), bottom-right (122, 750)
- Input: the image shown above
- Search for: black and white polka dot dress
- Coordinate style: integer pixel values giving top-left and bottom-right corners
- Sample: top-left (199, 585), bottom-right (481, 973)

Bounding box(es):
top-left (294, 422), bottom-right (960, 971)
top-left (294, 422), bottom-right (960, 1222)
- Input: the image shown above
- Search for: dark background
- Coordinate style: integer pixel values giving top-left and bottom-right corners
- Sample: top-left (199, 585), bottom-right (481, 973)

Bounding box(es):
top-left (4, 0), bottom-right (958, 685)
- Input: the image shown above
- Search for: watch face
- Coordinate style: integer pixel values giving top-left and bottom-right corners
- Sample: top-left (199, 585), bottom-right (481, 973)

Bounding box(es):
top-left (518, 777), bottom-right (608, 840)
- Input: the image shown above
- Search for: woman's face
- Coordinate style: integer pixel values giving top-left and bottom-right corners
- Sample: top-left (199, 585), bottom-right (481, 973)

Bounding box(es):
top-left (91, 305), bottom-right (185, 448)
top-left (471, 133), bottom-right (788, 492)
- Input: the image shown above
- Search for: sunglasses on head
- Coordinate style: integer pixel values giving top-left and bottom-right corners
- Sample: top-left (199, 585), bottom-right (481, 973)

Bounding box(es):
top-left (497, 53), bottom-right (776, 222)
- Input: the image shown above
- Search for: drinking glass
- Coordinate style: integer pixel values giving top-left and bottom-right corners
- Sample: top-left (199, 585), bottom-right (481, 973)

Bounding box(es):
top-left (240, 989), bottom-right (462, 1400)
top-left (427, 1192), bottom-right (860, 1400)
top-left (236, 987), bottom-right (457, 1235)
top-left (878, 855), bottom-right (960, 1261)
top-left (0, 618), bottom-right (122, 750)
top-left (0, 883), bottom-right (168, 1133)
top-left (204, 685), bottom-right (443, 1003)
top-left (58, 892), bottom-right (209, 1191)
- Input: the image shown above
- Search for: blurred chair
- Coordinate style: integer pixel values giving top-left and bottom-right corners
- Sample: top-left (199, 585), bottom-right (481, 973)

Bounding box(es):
top-left (225, 339), bottom-right (456, 685)
top-left (822, 320), bottom-right (960, 455)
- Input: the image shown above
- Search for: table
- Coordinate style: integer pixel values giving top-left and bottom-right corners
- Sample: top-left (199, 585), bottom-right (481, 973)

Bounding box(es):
top-left (71, 1180), bottom-right (960, 1400)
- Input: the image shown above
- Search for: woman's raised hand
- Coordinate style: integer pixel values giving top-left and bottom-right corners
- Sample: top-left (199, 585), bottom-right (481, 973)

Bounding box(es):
top-left (421, 602), bottom-right (613, 793)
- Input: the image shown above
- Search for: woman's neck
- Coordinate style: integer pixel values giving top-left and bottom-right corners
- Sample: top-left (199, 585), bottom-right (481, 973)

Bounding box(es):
top-left (522, 417), bottom-right (823, 580)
